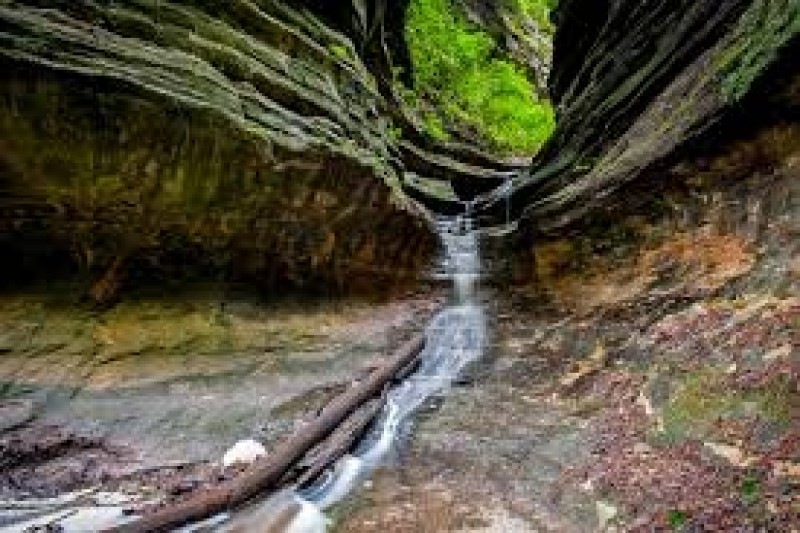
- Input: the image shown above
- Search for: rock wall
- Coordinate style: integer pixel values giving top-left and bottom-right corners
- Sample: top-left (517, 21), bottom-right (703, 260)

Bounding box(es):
top-left (0, 1), bottom-right (440, 299)
top-left (454, 0), bottom-right (555, 89)
top-left (476, 0), bottom-right (800, 230)
top-left (0, 0), bottom-right (531, 299)
top-left (0, 0), bottom-right (798, 297)
top-left (510, 41), bottom-right (800, 298)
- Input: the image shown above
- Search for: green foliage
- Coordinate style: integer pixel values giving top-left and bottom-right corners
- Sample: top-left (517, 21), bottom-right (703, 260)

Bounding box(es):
top-left (405, 0), bottom-right (555, 154)
top-left (720, 0), bottom-right (800, 102)
top-left (329, 44), bottom-right (351, 62)
top-left (423, 113), bottom-right (450, 141)
top-left (513, 0), bottom-right (558, 32)
top-left (658, 369), bottom-right (792, 444)
top-left (387, 125), bottom-right (404, 141)
top-left (741, 475), bottom-right (760, 504)
top-left (667, 510), bottom-right (688, 530)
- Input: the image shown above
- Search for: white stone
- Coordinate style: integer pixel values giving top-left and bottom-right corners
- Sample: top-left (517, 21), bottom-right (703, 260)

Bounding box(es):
top-left (222, 439), bottom-right (267, 467)
top-left (636, 390), bottom-right (655, 416)
top-left (704, 441), bottom-right (751, 467)
top-left (632, 442), bottom-right (653, 455)
top-left (763, 344), bottom-right (791, 362)
top-left (596, 500), bottom-right (619, 530)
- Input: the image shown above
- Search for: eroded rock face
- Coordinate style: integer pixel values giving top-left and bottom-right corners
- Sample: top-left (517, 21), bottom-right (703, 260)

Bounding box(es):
top-left (476, 0), bottom-right (800, 229)
top-left (0, 1), bottom-right (436, 297)
top-left (0, 0), bottom-right (529, 296)
top-left (0, 0), bottom-right (797, 294)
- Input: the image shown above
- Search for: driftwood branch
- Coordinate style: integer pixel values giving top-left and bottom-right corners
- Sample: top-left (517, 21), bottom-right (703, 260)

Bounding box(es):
top-left (295, 393), bottom-right (387, 487)
top-left (106, 334), bottom-right (425, 533)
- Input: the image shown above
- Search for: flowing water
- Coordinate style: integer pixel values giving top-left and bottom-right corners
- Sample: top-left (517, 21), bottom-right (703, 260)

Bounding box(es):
top-left (264, 215), bottom-right (488, 532)
top-left (0, 215), bottom-right (489, 533)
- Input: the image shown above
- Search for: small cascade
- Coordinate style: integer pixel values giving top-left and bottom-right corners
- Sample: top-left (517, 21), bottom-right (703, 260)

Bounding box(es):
top-left (276, 214), bottom-right (488, 532)
top-left (436, 216), bottom-right (481, 304)
top-left (4, 214), bottom-right (491, 533)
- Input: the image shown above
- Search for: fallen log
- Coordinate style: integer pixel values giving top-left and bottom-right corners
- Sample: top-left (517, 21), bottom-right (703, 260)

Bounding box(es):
top-left (394, 354), bottom-right (422, 383)
top-left (106, 334), bottom-right (425, 533)
top-left (295, 393), bottom-right (387, 487)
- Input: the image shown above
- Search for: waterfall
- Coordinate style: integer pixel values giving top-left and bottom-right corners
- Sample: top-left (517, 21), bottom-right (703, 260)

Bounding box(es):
top-left (4, 214), bottom-right (490, 533)
top-left (271, 215), bottom-right (487, 532)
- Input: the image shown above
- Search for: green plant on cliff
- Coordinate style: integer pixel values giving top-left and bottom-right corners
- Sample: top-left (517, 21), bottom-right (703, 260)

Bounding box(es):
top-left (405, 0), bottom-right (555, 154)
top-left (513, 0), bottom-right (559, 32)
top-left (720, 0), bottom-right (800, 102)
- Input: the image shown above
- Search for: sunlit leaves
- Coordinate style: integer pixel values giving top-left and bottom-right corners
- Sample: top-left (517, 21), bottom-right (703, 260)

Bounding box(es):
top-left (405, 0), bottom-right (555, 154)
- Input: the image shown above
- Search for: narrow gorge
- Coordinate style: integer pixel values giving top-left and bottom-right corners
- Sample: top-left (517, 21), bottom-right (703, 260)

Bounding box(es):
top-left (0, 1), bottom-right (798, 531)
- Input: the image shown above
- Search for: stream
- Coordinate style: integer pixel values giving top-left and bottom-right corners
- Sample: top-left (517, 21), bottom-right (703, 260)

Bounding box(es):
top-left (218, 214), bottom-right (488, 532)
top-left (291, 215), bottom-right (486, 531)
top-left (0, 214), bottom-right (490, 533)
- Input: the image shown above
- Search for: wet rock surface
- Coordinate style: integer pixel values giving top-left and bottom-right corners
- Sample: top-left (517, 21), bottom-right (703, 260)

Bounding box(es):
top-left (1, 186), bottom-right (797, 531)
top-left (330, 293), bottom-right (600, 532)
top-left (331, 119), bottom-right (799, 530)
top-left (0, 2), bottom-right (797, 531)
top-left (331, 292), bottom-right (796, 530)
top-left (0, 291), bottom-right (439, 510)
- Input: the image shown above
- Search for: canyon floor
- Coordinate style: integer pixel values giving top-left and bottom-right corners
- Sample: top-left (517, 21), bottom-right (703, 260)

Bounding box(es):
top-left (1, 269), bottom-right (796, 531)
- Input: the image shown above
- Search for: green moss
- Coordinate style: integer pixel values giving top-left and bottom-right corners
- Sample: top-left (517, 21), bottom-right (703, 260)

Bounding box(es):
top-left (405, 0), bottom-right (555, 154)
top-left (423, 113), bottom-right (450, 141)
top-left (659, 369), bottom-right (792, 444)
top-left (741, 475), bottom-right (760, 504)
top-left (512, 0), bottom-right (558, 32)
top-left (720, 0), bottom-right (800, 102)
top-left (667, 510), bottom-right (689, 530)
top-left (329, 44), bottom-right (351, 62)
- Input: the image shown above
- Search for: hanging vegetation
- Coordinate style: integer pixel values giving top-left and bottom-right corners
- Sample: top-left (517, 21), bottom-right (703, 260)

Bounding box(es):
top-left (404, 0), bottom-right (556, 154)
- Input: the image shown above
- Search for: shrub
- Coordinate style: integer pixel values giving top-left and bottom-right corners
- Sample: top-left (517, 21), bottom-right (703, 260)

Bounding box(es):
top-left (405, 0), bottom-right (556, 154)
